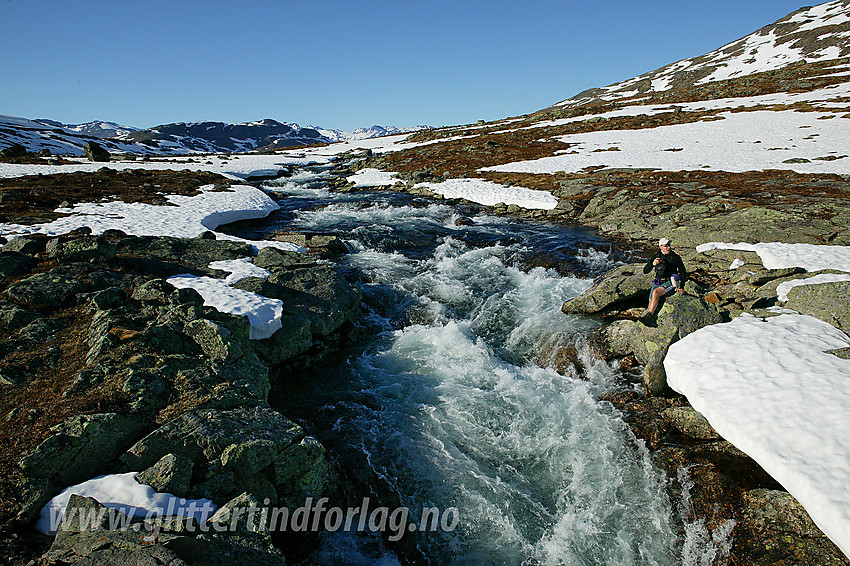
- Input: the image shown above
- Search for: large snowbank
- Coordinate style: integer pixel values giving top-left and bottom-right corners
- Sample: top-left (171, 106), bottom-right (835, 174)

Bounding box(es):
top-left (696, 242), bottom-right (850, 273)
top-left (664, 313), bottom-right (850, 558)
top-left (416, 178), bottom-right (558, 210)
top-left (484, 110), bottom-right (850, 175)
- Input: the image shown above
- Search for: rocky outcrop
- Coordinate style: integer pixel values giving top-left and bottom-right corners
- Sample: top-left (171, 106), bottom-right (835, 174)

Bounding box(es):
top-left (783, 280), bottom-right (850, 333)
top-left (561, 263), bottom-right (649, 314)
top-left (83, 142), bottom-right (111, 162)
top-left (0, 230), bottom-right (360, 564)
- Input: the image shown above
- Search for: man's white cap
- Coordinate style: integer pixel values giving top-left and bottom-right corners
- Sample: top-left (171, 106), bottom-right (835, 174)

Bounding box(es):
top-left (659, 237), bottom-right (671, 246)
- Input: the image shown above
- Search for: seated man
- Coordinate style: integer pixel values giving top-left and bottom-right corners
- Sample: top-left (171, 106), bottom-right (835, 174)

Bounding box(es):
top-left (641, 237), bottom-right (687, 323)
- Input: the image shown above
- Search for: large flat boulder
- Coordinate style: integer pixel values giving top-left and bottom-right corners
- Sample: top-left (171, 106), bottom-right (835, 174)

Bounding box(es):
top-left (562, 263), bottom-right (649, 314)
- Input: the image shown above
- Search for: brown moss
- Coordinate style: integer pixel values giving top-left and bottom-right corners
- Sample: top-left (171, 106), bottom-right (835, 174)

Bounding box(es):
top-left (0, 169), bottom-right (232, 226)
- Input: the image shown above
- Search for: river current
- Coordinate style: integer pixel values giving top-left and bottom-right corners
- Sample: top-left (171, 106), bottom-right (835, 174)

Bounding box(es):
top-left (222, 166), bottom-right (724, 565)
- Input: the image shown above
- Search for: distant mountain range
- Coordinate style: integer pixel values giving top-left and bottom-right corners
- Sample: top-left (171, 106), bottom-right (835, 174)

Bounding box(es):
top-left (0, 116), bottom-right (427, 157)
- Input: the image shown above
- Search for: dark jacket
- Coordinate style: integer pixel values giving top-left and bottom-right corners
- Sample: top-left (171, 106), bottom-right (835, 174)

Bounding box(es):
top-left (643, 250), bottom-right (687, 283)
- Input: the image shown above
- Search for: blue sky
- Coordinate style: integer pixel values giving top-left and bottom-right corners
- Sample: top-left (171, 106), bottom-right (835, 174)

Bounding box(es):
top-left (1, 0), bottom-right (811, 131)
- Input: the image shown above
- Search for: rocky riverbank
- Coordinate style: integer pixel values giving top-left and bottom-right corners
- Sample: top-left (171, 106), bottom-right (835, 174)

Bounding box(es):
top-left (327, 151), bottom-right (850, 565)
top-left (0, 223), bottom-right (361, 565)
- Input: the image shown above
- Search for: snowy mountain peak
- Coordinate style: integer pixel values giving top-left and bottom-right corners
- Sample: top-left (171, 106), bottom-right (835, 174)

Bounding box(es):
top-left (557, 0), bottom-right (850, 108)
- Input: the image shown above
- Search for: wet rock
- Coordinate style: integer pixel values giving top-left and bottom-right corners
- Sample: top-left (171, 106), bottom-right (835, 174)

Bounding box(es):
top-left (137, 454), bottom-right (194, 498)
top-left (562, 263), bottom-right (649, 314)
top-left (253, 246), bottom-right (317, 271)
top-left (20, 413), bottom-right (148, 485)
top-left (663, 406), bottom-right (721, 440)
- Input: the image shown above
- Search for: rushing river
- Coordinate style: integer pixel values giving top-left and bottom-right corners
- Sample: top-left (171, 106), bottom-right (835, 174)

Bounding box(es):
top-left (222, 165), bottom-right (722, 565)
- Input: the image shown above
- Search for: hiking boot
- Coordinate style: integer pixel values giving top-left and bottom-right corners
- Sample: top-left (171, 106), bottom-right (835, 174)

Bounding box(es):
top-left (639, 310), bottom-right (656, 326)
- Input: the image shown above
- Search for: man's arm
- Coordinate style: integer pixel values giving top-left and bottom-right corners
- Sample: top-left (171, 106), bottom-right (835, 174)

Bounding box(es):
top-left (643, 253), bottom-right (658, 274)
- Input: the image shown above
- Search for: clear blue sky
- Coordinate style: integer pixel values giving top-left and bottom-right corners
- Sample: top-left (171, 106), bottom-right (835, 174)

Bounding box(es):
top-left (0, 0), bottom-right (811, 131)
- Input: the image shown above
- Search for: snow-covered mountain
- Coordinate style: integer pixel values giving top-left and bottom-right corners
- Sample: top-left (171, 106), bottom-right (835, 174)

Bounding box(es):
top-left (37, 119), bottom-right (140, 139)
top-left (0, 115), bottom-right (154, 157)
top-left (0, 115), bottom-right (424, 156)
top-left (118, 119), bottom-right (332, 153)
top-left (553, 0), bottom-right (850, 109)
top-left (315, 125), bottom-right (428, 143)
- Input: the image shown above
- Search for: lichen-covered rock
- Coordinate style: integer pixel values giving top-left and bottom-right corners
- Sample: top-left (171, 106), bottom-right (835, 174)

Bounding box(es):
top-left (253, 246), bottom-right (317, 271)
top-left (656, 293), bottom-right (723, 339)
top-left (120, 406), bottom-right (330, 506)
top-left (0, 250), bottom-right (35, 278)
top-left (642, 350), bottom-right (669, 397)
top-left (562, 263), bottom-right (649, 314)
top-left (6, 270), bottom-right (88, 308)
top-left (137, 453), bottom-right (195, 498)
top-left (45, 236), bottom-right (117, 263)
top-left (40, 494), bottom-right (187, 566)
top-left (662, 406), bottom-right (721, 440)
top-left (784, 280), bottom-right (850, 333)
top-left (20, 413), bottom-right (148, 485)
top-left (184, 319), bottom-right (244, 362)
top-left (736, 489), bottom-right (850, 566)
top-left (273, 436), bottom-right (334, 508)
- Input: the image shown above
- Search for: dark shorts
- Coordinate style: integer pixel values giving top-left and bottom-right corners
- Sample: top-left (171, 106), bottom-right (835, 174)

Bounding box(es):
top-left (650, 280), bottom-right (674, 297)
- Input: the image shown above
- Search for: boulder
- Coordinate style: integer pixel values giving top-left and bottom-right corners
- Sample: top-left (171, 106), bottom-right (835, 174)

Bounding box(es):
top-left (184, 319), bottom-right (244, 362)
top-left (45, 236), bottom-right (117, 263)
top-left (562, 263), bottom-right (649, 314)
top-left (655, 292), bottom-right (723, 340)
top-left (83, 142), bottom-right (111, 162)
top-left (0, 251), bottom-right (36, 278)
top-left (120, 406), bottom-right (332, 506)
top-left (253, 246), bottom-right (316, 271)
top-left (784, 280), bottom-right (850, 333)
top-left (735, 488), bottom-right (849, 565)
top-left (40, 495), bottom-right (188, 566)
top-left (137, 453), bottom-right (195, 498)
top-left (1, 143), bottom-right (28, 158)
top-left (20, 413), bottom-right (148, 486)
top-left (5, 270), bottom-right (88, 308)
top-left (662, 406), bottom-right (721, 440)
top-left (0, 302), bottom-right (40, 330)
